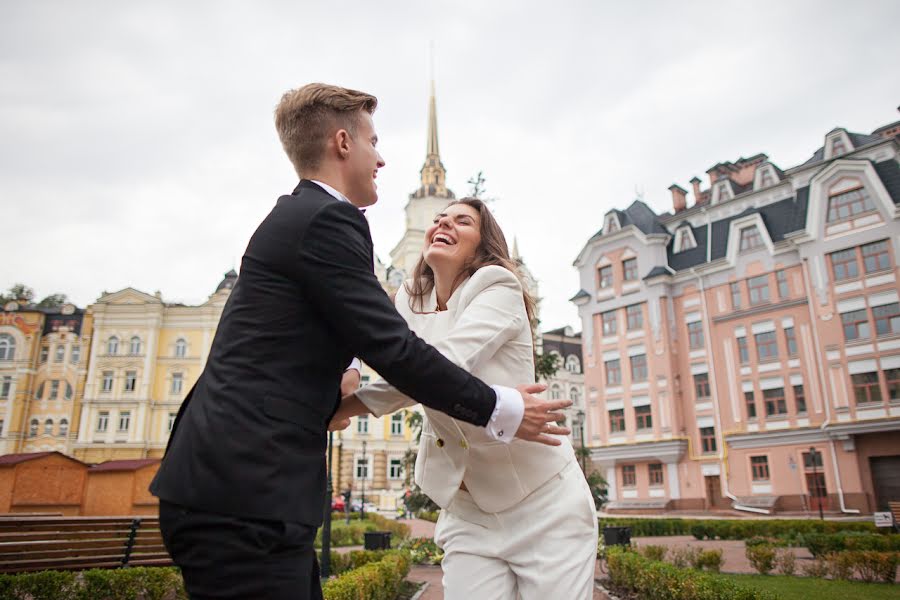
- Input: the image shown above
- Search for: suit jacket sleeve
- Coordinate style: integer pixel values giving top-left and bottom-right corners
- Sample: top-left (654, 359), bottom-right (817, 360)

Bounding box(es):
top-left (296, 200), bottom-right (497, 426)
top-left (357, 266), bottom-right (527, 417)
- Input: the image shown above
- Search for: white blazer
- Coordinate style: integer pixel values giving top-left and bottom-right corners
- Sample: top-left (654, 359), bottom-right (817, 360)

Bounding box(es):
top-left (356, 265), bottom-right (574, 514)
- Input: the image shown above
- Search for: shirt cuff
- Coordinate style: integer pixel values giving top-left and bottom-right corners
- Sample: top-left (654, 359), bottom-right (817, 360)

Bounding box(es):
top-left (345, 358), bottom-right (361, 372)
top-left (486, 385), bottom-right (524, 444)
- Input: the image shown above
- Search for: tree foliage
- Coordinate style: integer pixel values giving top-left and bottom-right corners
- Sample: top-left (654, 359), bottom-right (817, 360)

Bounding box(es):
top-left (534, 351), bottom-right (560, 381)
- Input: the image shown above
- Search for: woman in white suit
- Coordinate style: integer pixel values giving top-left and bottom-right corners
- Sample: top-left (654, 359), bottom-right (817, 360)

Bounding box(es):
top-left (334, 198), bottom-right (598, 599)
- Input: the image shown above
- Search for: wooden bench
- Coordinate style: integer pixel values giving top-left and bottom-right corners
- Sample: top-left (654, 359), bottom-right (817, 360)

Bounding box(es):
top-left (0, 516), bottom-right (172, 573)
top-left (889, 501), bottom-right (900, 532)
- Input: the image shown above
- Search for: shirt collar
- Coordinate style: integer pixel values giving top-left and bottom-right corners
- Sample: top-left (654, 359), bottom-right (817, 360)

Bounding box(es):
top-left (309, 180), bottom-right (350, 204)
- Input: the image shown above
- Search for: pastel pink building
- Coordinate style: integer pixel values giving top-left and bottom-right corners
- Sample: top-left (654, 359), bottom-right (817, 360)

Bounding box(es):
top-left (572, 114), bottom-right (900, 515)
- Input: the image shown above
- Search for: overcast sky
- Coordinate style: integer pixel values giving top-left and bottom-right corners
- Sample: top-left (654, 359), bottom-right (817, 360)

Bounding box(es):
top-left (2, 1), bottom-right (898, 331)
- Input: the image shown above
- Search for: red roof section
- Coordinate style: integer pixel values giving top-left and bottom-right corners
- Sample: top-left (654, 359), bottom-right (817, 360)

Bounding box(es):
top-left (0, 452), bottom-right (83, 467)
top-left (89, 458), bottom-right (160, 472)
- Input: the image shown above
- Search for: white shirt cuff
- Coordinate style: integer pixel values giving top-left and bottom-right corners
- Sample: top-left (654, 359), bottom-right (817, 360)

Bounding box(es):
top-left (345, 358), bottom-right (361, 372)
top-left (486, 385), bottom-right (524, 444)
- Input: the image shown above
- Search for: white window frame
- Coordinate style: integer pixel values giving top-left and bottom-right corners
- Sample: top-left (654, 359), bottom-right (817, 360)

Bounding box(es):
top-left (175, 338), bottom-right (187, 358)
top-left (0, 334), bottom-right (15, 361)
top-left (388, 458), bottom-right (403, 480)
top-left (107, 336), bottom-right (119, 355)
top-left (356, 414), bottom-right (369, 435)
top-left (171, 372), bottom-right (184, 395)
top-left (390, 413), bottom-right (403, 436)
top-left (118, 411), bottom-right (131, 432)
top-left (96, 412), bottom-right (109, 432)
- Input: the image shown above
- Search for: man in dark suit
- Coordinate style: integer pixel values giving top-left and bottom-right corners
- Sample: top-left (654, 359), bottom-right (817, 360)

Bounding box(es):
top-left (150, 83), bottom-right (570, 599)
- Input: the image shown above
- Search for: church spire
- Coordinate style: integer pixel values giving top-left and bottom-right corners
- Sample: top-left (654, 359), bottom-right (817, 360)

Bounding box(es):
top-left (427, 80), bottom-right (440, 158)
top-left (412, 79), bottom-right (454, 200)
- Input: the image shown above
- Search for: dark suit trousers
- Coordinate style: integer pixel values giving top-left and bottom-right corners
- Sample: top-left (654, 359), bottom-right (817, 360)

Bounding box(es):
top-left (159, 501), bottom-right (323, 600)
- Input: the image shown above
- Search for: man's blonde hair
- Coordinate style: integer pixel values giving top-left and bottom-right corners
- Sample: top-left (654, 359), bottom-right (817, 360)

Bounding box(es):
top-left (274, 83), bottom-right (378, 177)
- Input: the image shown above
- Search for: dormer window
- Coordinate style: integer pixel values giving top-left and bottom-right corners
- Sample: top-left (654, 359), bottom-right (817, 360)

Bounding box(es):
top-left (831, 137), bottom-right (847, 156)
top-left (674, 227), bottom-right (697, 253)
top-left (604, 213), bottom-right (621, 234)
top-left (760, 169), bottom-right (773, 187)
top-left (713, 180), bottom-right (733, 204)
top-left (739, 226), bottom-right (764, 252)
top-left (827, 186), bottom-right (875, 223)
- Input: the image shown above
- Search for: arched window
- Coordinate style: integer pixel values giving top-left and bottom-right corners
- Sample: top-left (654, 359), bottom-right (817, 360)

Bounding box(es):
top-left (59, 419), bottom-right (69, 436)
top-left (175, 338), bottom-right (187, 358)
top-left (550, 384), bottom-right (562, 400)
top-left (570, 386), bottom-right (581, 404)
top-left (130, 336), bottom-right (142, 355)
top-left (65, 382), bottom-right (73, 400)
top-left (0, 334), bottom-right (15, 361)
top-left (54, 345), bottom-right (65, 362)
top-left (107, 336), bottom-right (119, 355)
top-left (565, 355), bottom-right (581, 373)
top-left (44, 419), bottom-right (53, 435)
top-left (29, 419), bottom-right (38, 437)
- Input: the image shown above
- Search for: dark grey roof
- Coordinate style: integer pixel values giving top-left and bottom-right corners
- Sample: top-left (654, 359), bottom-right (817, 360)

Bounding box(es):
top-left (569, 289), bottom-right (590, 302)
top-left (800, 130), bottom-right (886, 168)
top-left (644, 266), bottom-right (674, 280)
top-left (216, 269), bottom-right (238, 292)
top-left (593, 200), bottom-right (669, 240)
top-left (873, 159), bottom-right (900, 205)
top-left (542, 326), bottom-right (581, 338)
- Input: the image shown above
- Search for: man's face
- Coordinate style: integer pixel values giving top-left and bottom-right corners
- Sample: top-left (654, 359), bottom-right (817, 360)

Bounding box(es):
top-left (344, 111), bottom-right (385, 208)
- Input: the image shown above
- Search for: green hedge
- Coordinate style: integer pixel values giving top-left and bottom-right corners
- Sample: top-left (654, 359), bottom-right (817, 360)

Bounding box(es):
top-left (598, 517), bottom-right (879, 540)
top-left (0, 567), bottom-right (187, 600)
top-left (606, 547), bottom-right (775, 600)
top-left (417, 510), bottom-right (440, 523)
top-left (316, 514), bottom-right (410, 548)
top-left (322, 551), bottom-right (411, 600)
top-left (802, 533), bottom-right (900, 557)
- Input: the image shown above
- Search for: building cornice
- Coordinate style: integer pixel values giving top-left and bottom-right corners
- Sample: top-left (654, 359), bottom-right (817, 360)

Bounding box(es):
top-left (725, 426), bottom-right (828, 449)
top-left (588, 438), bottom-right (687, 465)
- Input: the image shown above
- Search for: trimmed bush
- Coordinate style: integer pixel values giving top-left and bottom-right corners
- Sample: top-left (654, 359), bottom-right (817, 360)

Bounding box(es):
top-left (670, 546), bottom-right (700, 569)
top-left (852, 550), bottom-right (900, 583)
top-left (800, 557), bottom-right (830, 578)
top-left (640, 544), bottom-right (668, 562)
top-left (695, 549), bottom-right (724, 573)
top-left (399, 537), bottom-right (444, 565)
top-left (599, 516), bottom-right (879, 540)
top-left (321, 551), bottom-right (410, 600)
top-left (775, 548), bottom-right (796, 576)
top-left (745, 545), bottom-right (776, 575)
top-left (826, 551), bottom-right (855, 581)
top-left (0, 567), bottom-right (186, 600)
top-left (801, 532), bottom-right (900, 557)
top-left (606, 546), bottom-right (775, 600)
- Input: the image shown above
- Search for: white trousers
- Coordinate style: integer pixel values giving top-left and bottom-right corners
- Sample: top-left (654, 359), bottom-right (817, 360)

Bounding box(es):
top-left (434, 460), bottom-right (598, 600)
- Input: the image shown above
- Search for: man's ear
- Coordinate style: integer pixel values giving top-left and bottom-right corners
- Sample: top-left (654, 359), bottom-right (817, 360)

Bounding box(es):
top-left (335, 129), bottom-right (352, 160)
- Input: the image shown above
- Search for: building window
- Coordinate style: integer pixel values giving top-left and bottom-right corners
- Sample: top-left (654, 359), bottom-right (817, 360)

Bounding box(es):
top-left (601, 310), bottom-right (617, 336)
top-left (784, 327), bottom-right (798, 357)
top-left (775, 270), bottom-right (789, 299)
top-left (609, 409), bottom-right (625, 433)
top-left (841, 309), bottom-right (871, 341)
top-left (30, 419), bottom-right (38, 437)
top-left (649, 463), bottom-right (664, 486)
top-left (97, 411), bottom-right (109, 432)
top-left (389, 458), bottom-right (403, 480)
top-left (124, 371), bottom-right (137, 392)
top-left (676, 228), bottom-right (695, 252)
top-left (118, 411), bottom-right (131, 432)
top-left (862, 240), bottom-right (891, 273)
top-left (621, 465), bottom-right (636, 487)
top-left (171, 372), bottom-right (183, 395)
top-left (102, 371), bottom-right (113, 392)
top-left (803, 449), bottom-right (823, 469)
top-left (852, 372), bottom-right (881, 405)
top-left (570, 386), bottom-right (581, 405)
top-left (763, 388), bottom-right (787, 416)
top-left (44, 419), bottom-right (53, 435)
top-left (830, 248), bottom-right (859, 281)
top-left (129, 336), bottom-right (141, 355)
top-left (760, 168), bottom-right (774, 187)
top-left (831, 137), bottom-right (847, 156)
top-left (700, 426), bottom-right (717, 454)
top-left (36, 381), bottom-right (45, 399)
top-left (59, 419), bottom-right (68, 437)
top-left (0, 419), bottom-right (3, 436)
top-left (355, 457), bottom-right (370, 480)
top-left (0, 334), bottom-right (15, 361)
top-left (736, 336), bottom-right (749, 364)
top-left (168, 412), bottom-right (177, 433)
top-left (687, 321), bottom-right (704, 350)
top-left (794, 384), bottom-right (807, 414)
top-left (71, 345), bottom-right (80, 364)
top-left (745, 390), bottom-right (757, 419)
top-left (0, 376), bottom-right (10, 399)
top-left (635, 405), bottom-right (652, 430)
top-left (54, 345), bottom-right (65, 362)
top-left (630, 354), bottom-right (648, 382)
top-left (49, 380), bottom-right (59, 400)
top-left (626, 304), bottom-right (643, 330)
top-left (390, 413), bottom-right (403, 436)
top-left (175, 338), bottom-right (187, 358)
top-left (751, 456), bottom-right (770, 481)
top-left (755, 331), bottom-right (778, 361)
top-left (565, 355), bottom-right (581, 373)
top-left (827, 187), bottom-right (875, 223)
top-left (598, 266), bottom-right (613, 289)
top-left (730, 282), bottom-right (742, 310)
top-left (748, 275), bottom-right (770, 305)
top-left (694, 373), bottom-right (710, 401)
top-left (873, 303), bottom-right (900, 337)
top-left (107, 336), bottom-right (119, 355)
top-left (549, 384), bottom-right (562, 400)
top-left (357, 414), bottom-right (369, 434)
top-left (739, 226), bottom-right (764, 252)
top-left (40, 346), bottom-right (49, 363)
top-left (605, 359), bottom-right (621, 385)
top-left (623, 258), bottom-right (638, 281)
top-left (885, 369), bottom-right (900, 402)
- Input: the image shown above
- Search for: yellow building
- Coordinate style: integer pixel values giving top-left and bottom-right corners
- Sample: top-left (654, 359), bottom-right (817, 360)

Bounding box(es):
top-left (71, 272), bottom-right (235, 462)
top-left (0, 301), bottom-right (91, 456)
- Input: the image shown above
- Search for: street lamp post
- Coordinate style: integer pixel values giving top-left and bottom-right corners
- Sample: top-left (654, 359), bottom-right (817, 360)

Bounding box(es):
top-left (321, 429), bottom-right (335, 578)
top-left (810, 446), bottom-right (824, 521)
top-left (576, 409), bottom-right (586, 472)
top-left (360, 439), bottom-right (367, 520)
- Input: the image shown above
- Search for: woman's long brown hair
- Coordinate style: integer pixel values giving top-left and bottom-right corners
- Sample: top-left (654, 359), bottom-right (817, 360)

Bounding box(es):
top-left (406, 197), bottom-right (537, 327)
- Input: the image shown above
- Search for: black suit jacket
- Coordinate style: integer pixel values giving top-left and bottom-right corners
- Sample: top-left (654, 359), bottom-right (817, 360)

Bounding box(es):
top-left (150, 181), bottom-right (497, 525)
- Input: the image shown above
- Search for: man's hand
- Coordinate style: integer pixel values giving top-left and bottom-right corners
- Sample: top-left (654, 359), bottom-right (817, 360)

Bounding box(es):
top-left (514, 383), bottom-right (572, 446)
top-left (329, 416), bottom-right (352, 431)
top-left (341, 368), bottom-right (361, 397)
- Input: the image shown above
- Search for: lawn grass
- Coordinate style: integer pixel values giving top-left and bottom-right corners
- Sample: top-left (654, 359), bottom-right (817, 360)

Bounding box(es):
top-left (723, 573), bottom-right (900, 600)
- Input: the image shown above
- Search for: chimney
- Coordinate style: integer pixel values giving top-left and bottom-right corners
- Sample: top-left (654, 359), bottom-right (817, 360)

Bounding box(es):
top-left (669, 184), bottom-right (688, 212)
top-left (690, 177), bottom-right (702, 206)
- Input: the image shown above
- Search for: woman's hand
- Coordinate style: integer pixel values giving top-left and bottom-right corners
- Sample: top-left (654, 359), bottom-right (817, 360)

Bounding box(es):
top-left (328, 393), bottom-right (372, 431)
